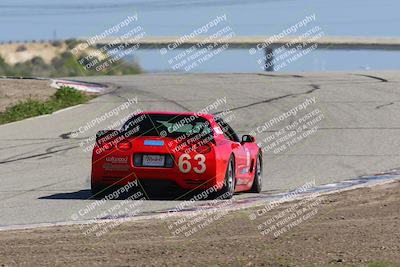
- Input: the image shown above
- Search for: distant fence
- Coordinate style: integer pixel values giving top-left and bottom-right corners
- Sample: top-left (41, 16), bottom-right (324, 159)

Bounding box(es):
top-left (84, 36), bottom-right (400, 50)
top-left (3, 36), bottom-right (400, 71)
top-left (82, 36), bottom-right (400, 71)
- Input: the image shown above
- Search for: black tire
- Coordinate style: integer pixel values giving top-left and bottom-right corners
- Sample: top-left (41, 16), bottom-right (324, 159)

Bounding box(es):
top-left (249, 153), bottom-right (262, 193)
top-left (91, 181), bottom-right (107, 198)
top-left (216, 155), bottom-right (236, 199)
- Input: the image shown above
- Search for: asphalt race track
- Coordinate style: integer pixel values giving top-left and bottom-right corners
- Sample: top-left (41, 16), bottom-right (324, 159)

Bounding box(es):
top-left (1, 71), bottom-right (399, 227)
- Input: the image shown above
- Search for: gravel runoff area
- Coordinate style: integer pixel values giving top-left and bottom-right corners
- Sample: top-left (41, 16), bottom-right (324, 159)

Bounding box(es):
top-left (0, 79), bottom-right (55, 112)
top-left (0, 180), bottom-right (399, 267)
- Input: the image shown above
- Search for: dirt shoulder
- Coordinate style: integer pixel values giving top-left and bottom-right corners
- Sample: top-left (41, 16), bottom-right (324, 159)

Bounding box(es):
top-left (0, 79), bottom-right (56, 112)
top-left (0, 181), bottom-right (399, 267)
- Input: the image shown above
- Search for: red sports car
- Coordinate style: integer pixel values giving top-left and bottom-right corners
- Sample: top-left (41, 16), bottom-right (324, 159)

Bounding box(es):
top-left (91, 112), bottom-right (262, 199)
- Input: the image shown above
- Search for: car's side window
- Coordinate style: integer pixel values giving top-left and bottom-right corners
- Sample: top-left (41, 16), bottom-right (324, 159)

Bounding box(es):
top-left (216, 119), bottom-right (240, 142)
top-left (219, 123), bottom-right (233, 141)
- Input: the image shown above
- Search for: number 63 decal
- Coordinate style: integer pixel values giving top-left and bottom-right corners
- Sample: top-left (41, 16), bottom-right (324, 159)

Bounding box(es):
top-left (178, 154), bottom-right (206, 174)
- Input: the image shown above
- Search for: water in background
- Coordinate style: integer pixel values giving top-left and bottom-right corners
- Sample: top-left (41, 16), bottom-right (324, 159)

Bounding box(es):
top-left (1, 0), bottom-right (399, 72)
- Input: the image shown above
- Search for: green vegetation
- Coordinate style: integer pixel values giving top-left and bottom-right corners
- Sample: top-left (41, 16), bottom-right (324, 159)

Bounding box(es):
top-left (0, 87), bottom-right (93, 124)
top-left (65, 38), bottom-right (81, 50)
top-left (366, 262), bottom-right (400, 267)
top-left (0, 40), bottom-right (141, 77)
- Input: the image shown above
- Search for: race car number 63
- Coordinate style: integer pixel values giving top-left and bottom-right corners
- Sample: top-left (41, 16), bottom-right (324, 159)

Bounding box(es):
top-left (178, 154), bottom-right (206, 174)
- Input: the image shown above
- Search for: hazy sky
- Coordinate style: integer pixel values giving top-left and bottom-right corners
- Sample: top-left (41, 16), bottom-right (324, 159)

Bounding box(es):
top-left (1, 0), bottom-right (399, 72)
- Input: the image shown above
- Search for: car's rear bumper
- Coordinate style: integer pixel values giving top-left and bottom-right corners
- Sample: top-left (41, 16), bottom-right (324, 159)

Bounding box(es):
top-left (91, 159), bottom-right (221, 190)
top-left (92, 173), bottom-right (218, 190)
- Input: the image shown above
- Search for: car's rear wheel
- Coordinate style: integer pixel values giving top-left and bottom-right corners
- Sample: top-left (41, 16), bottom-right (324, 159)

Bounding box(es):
top-left (216, 155), bottom-right (236, 199)
top-left (249, 153), bottom-right (262, 193)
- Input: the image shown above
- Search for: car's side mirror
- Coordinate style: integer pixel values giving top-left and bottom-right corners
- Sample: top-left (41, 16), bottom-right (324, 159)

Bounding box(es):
top-left (241, 134), bottom-right (255, 143)
top-left (96, 130), bottom-right (120, 146)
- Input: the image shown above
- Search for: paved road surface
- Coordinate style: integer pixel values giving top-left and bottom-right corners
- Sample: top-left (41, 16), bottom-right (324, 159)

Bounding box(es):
top-left (1, 71), bottom-right (399, 227)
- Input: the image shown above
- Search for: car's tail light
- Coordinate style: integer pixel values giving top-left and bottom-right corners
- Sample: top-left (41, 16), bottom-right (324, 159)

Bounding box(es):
top-left (117, 140), bottom-right (132, 150)
top-left (195, 144), bottom-right (212, 154)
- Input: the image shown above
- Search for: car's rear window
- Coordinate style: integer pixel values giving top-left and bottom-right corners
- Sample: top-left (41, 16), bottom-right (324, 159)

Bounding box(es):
top-left (121, 113), bottom-right (213, 139)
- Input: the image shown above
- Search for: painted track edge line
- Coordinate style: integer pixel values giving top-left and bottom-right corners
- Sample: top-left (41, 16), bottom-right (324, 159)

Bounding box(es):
top-left (0, 176), bottom-right (398, 232)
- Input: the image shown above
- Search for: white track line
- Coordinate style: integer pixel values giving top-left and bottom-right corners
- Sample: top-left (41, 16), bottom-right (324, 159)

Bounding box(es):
top-left (0, 176), bottom-right (398, 232)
